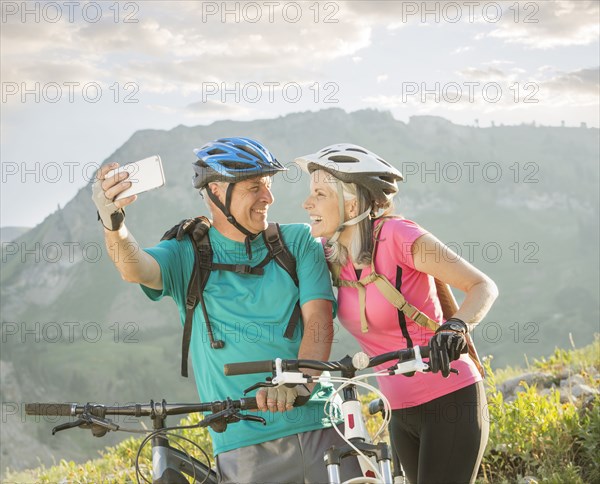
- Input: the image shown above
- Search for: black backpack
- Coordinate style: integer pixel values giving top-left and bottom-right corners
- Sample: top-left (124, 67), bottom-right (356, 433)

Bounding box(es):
top-left (161, 217), bottom-right (301, 377)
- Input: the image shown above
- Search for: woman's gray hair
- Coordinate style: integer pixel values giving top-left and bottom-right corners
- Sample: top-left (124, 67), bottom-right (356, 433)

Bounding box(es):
top-left (327, 181), bottom-right (394, 267)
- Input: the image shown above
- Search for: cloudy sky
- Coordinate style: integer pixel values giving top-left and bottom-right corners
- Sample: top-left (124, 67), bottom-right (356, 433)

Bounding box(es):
top-left (1, 0), bottom-right (599, 227)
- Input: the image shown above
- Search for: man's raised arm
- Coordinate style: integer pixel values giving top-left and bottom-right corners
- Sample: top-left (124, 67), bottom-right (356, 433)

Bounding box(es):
top-left (92, 162), bottom-right (162, 290)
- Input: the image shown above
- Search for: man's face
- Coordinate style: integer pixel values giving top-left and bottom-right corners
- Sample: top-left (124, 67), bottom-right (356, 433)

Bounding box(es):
top-left (228, 176), bottom-right (274, 234)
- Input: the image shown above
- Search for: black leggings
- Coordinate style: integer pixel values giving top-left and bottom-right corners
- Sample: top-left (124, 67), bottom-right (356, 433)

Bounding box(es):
top-left (389, 381), bottom-right (489, 484)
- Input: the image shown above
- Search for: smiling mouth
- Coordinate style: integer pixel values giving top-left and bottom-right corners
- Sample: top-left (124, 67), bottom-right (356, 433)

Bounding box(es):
top-left (310, 215), bottom-right (323, 224)
top-left (252, 208), bottom-right (268, 215)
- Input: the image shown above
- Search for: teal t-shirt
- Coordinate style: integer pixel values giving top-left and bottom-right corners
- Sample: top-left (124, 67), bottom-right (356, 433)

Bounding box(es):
top-left (141, 223), bottom-right (336, 455)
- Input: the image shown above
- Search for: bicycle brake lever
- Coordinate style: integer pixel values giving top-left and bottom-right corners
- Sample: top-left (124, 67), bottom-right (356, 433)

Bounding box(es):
top-left (236, 414), bottom-right (266, 426)
top-left (243, 381), bottom-right (275, 395)
top-left (52, 419), bottom-right (86, 435)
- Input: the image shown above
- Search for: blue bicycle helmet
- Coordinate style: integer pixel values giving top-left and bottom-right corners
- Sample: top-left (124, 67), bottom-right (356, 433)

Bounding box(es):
top-left (192, 137), bottom-right (285, 259)
top-left (193, 137), bottom-right (286, 189)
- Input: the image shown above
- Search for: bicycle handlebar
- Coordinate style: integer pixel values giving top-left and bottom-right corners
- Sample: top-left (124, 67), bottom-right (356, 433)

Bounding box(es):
top-left (225, 360), bottom-right (274, 376)
top-left (25, 397), bottom-right (258, 418)
top-left (26, 403), bottom-right (76, 417)
top-left (224, 346), bottom-right (431, 377)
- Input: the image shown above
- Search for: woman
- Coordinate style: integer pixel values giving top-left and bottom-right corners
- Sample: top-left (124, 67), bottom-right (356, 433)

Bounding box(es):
top-left (296, 144), bottom-right (498, 484)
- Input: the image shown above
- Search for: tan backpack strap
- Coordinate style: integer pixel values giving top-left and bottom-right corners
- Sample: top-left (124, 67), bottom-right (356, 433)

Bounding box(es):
top-left (434, 278), bottom-right (459, 318)
top-left (330, 261), bottom-right (342, 287)
top-left (338, 272), bottom-right (379, 333)
top-left (465, 334), bottom-right (485, 378)
top-left (434, 278), bottom-right (485, 378)
top-left (334, 216), bottom-right (486, 377)
top-left (370, 219), bottom-right (386, 273)
top-left (371, 275), bottom-right (439, 332)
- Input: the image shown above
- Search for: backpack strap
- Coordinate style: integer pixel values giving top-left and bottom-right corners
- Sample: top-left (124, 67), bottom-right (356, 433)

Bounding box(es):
top-left (262, 223), bottom-right (301, 339)
top-left (163, 218), bottom-right (302, 376)
top-left (332, 221), bottom-right (439, 334)
top-left (434, 279), bottom-right (485, 377)
top-left (161, 216), bottom-right (219, 377)
top-left (331, 218), bottom-right (485, 378)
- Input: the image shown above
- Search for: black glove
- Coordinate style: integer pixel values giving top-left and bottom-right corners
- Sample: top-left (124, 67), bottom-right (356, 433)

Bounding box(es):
top-left (428, 318), bottom-right (468, 378)
top-left (92, 177), bottom-right (125, 231)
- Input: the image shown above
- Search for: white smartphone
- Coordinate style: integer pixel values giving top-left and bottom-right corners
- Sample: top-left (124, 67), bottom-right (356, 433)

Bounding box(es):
top-left (105, 155), bottom-right (166, 200)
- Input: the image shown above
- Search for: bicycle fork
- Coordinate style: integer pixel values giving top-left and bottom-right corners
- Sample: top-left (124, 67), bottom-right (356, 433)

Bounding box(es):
top-left (324, 440), bottom-right (394, 484)
top-left (324, 398), bottom-right (394, 484)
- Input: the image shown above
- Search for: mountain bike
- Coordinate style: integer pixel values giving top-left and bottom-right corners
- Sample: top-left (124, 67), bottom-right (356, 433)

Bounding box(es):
top-left (225, 345), bottom-right (459, 484)
top-left (25, 396), bottom-right (263, 483)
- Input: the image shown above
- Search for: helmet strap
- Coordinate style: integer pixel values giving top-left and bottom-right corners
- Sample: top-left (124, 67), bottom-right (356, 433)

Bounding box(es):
top-left (206, 184), bottom-right (258, 259)
top-left (325, 180), bottom-right (370, 248)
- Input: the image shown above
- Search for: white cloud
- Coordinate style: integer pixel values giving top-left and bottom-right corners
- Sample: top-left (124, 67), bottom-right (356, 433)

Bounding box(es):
top-left (186, 100), bottom-right (251, 118)
top-left (458, 67), bottom-right (510, 81)
top-left (511, 68), bottom-right (527, 75)
top-left (487, 1), bottom-right (600, 49)
top-left (1, 2), bottom-right (374, 98)
top-left (537, 65), bottom-right (556, 73)
top-left (452, 46), bottom-right (472, 54)
top-left (543, 67), bottom-right (599, 100)
top-left (483, 60), bottom-right (515, 67)
top-left (146, 104), bottom-right (178, 115)
top-left (363, 66), bottom-right (600, 115)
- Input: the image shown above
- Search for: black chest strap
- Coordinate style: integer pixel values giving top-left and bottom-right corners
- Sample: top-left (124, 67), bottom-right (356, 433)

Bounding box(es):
top-left (162, 219), bottom-right (301, 377)
top-left (262, 223), bottom-right (300, 339)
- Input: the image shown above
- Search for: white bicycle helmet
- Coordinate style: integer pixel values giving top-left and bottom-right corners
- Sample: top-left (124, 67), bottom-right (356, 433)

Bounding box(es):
top-left (294, 143), bottom-right (403, 206)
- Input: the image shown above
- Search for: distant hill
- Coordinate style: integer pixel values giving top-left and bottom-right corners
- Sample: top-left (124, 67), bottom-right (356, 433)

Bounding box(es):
top-left (1, 108), bottom-right (598, 472)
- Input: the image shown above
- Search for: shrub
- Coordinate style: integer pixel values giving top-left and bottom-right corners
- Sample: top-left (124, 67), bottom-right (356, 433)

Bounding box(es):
top-left (478, 341), bottom-right (599, 483)
top-left (8, 339), bottom-right (599, 483)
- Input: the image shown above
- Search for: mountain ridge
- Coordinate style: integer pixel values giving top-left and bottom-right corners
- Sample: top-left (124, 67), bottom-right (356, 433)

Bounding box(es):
top-left (1, 107), bottom-right (598, 472)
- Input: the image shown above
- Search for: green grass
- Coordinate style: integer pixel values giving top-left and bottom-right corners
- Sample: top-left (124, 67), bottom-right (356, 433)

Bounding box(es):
top-left (478, 335), bottom-right (600, 483)
top-left (7, 337), bottom-right (599, 483)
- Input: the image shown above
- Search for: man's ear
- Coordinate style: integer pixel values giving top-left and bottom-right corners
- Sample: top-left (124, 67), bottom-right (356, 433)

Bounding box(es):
top-left (208, 182), bottom-right (224, 201)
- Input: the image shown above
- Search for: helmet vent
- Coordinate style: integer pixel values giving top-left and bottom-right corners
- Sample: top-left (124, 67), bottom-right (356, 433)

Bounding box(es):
top-left (347, 147), bottom-right (368, 154)
top-left (207, 148), bottom-right (227, 156)
top-left (379, 175), bottom-right (397, 184)
top-left (319, 149), bottom-right (339, 158)
top-left (377, 157), bottom-right (393, 168)
top-left (328, 155), bottom-right (359, 163)
top-left (221, 160), bottom-right (253, 170)
top-left (237, 145), bottom-right (261, 160)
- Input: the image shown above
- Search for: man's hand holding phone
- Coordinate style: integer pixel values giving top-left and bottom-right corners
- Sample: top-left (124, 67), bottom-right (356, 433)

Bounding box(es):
top-left (92, 155), bottom-right (165, 231)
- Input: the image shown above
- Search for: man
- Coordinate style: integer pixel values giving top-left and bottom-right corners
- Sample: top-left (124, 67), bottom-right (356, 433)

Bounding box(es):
top-left (92, 137), bottom-right (360, 483)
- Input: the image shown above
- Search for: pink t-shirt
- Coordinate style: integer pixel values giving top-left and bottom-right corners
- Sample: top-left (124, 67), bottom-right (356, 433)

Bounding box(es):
top-left (336, 218), bottom-right (482, 409)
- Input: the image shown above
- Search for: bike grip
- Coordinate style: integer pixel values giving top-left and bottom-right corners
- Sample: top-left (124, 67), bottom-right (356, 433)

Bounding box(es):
top-left (241, 397), bottom-right (258, 410)
top-left (25, 403), bottom-right (74, 416)
top-left (224, 360), bottom-right (273, 376)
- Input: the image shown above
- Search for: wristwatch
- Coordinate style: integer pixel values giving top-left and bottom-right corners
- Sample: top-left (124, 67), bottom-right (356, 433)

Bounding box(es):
top-left (444, 318), bottom-right (468, 333)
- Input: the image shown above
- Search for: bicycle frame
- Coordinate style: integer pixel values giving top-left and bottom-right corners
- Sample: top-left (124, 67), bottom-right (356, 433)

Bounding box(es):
top-left (150, 412), bottom-right (216, 484)
top-left (322, 347), bottom-right (430, 484)
top-left (323, 374), bottom-right (394, 484)
top-left (225, 345), bottom-right (437, 484)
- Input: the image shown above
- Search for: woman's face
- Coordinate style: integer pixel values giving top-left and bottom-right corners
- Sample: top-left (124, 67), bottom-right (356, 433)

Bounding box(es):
top-left (302, 170), bottom-right (344, 238)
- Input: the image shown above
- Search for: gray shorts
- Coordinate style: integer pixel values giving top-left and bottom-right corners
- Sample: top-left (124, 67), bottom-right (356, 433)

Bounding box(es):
top-left (215, 426), bottom-right (362, 484)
